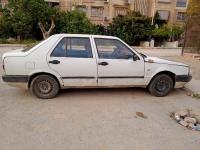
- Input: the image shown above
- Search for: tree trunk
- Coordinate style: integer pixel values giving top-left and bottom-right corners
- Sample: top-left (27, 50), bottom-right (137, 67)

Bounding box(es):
top-left (38, 18), bottom-right (55, 39)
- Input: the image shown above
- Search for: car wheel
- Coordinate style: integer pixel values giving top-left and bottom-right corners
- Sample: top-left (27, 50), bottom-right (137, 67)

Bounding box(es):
top-left (148, 74), bottom-right (173, 97)
top-left (30, 75), bottom-right (60, 99)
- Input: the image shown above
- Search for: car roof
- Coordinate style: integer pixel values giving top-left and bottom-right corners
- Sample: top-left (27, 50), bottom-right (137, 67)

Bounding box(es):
top-left (53, 34), bottom-right (119, 39)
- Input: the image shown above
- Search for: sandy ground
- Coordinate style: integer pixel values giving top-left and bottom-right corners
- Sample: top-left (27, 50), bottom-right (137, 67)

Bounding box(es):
top-left (0, 49), bottom-right (200, 150)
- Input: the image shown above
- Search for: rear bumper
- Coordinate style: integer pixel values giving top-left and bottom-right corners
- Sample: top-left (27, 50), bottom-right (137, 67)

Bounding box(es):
top-left (2, 75), bottom-right (29, 89)
top-left (2, 75), bottom-right (29, 83)
top-left (175, 75), bottom-right (192, 82)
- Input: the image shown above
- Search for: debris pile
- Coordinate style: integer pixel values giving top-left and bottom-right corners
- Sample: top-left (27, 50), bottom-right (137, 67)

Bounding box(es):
top-left (171, 110), bottom-right (200, 131)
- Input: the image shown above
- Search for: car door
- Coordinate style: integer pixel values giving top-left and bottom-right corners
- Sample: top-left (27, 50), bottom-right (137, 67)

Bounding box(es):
top-left (94, 37), bottom-right (145, 87)
top-left (48, 36), bottom-right (97, 87)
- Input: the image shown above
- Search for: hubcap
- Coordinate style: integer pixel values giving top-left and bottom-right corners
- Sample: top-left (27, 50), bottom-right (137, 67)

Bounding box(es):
top-left (38, 80), bottom-right (52, 94)
top-left (155, 78), bottom-right (170, 92)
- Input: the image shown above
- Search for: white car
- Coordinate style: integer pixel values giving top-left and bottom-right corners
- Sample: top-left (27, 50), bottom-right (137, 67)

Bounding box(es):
top-left (2, 34), bottom-right (192, 99)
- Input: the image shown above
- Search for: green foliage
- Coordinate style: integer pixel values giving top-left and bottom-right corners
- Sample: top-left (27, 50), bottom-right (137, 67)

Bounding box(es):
top-left (152, 25), bottom-right (184, 42)
top-left (55, 10), bottom-right (93, 34)
top-left (0, 15), bottom-right (14, 38)
top-left (152, 25), bottom-right (170, 41)
top-left (91, 24), bottom-right (107, 35)
top-left (108, 11), bottom-right (153, 45)
top-left (0, 1), bottom-right (184, 45)
top-left (192, 93), bottom-right (200, 99)
top-left (170, 25), bottom-right (184, 41)
top-left (0, 0), bottom-right (57, 40)
top-left (11, 10), bottom-right (32, 39)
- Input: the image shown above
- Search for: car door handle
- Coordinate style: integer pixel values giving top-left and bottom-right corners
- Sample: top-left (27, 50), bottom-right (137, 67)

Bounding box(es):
top-left (49, 60), bottom-right (60, 64)
top-left (98, 62), bottom-right (109, 66)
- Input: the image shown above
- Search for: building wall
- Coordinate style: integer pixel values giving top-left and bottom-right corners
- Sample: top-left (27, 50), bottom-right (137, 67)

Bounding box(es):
top-left (1, 0), bottom-right (188, 25)
top-left (59, 0), bottom-right (131, 25)
top-left (153, 0), bottom-right (188, 25)
top-left (58, 0), bottom-right (188, 25)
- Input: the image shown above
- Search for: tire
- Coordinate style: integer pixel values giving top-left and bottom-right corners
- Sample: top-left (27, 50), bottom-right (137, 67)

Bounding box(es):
top-left (30, 75), bottom-right (60, 99)
top-left (148, 74), bottom-right (173, 97)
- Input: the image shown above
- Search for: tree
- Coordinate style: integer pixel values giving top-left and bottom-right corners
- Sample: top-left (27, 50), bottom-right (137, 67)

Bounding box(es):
top-left (0, 13), bottom-right (14, 39)
top-left (54, 10), bottom-right (94, 34)
top-left (187, 0), bottom-right (200, 16)
top-left (27, 0), bottom-right (57, 39)
top-left (185, 0), bottom-right (200, 53)
top-left (92, 24), bottom-right (107, 35)
top-left (1, 0), bottom-right (57, 40)
top-left (108, 11), bottom-right (153, 45)
top-left (1, 0), bottom-right (32, 40)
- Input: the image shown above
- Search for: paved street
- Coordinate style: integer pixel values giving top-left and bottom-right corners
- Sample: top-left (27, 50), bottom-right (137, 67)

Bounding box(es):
top-left (0, 48), bottom-right (200, 150)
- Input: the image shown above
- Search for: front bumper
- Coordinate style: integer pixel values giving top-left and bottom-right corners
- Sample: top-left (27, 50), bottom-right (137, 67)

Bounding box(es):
top-left (175, 75), bottom-right (192, 82)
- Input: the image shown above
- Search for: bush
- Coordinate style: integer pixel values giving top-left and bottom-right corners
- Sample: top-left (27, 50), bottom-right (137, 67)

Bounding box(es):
top-left (108, 11), bottom-right (153, 45)
top-left (152, 25), bottom-right (184, 43)
top-left (55, 10), bottom-right (94, 34)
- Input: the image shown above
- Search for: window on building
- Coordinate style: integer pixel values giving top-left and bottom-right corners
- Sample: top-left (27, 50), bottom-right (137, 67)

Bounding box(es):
top-left (176, 0), bottom-right (187, 7)
top-left (157, 10), bottom-right (170, 20)
top-left (76, 5), bottom-right (87, 13)
top-left (177, 12), bottom-right (186, 21)
top-left (157, 0), bottom-right (171, 3)
top-left (91, 7), bottom-right (104, 17)
top-left (115, 7), bottom-right (128, 17)
top-left (45, 0), bottom-right (59, 8)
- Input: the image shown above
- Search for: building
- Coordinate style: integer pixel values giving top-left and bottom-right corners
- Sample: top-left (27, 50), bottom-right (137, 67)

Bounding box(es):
top-left (47, 0), bottom-right (189, 25)
top-left (1, 0), bottom-right (189, 25)
top-left (58, 0), bottom-right (133, 25)
top-left (152, 0), bottom-right (188, 25)
top-left (0, 0), bottom-right (8, 8)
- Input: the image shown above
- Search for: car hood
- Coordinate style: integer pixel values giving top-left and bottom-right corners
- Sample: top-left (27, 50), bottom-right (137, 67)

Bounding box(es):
top-left (2, 48), bottom-right (27, 59)
top-left (144, 56), bottom-right (189, 67)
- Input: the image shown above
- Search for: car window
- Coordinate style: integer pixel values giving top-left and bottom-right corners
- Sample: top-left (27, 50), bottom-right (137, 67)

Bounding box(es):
top-left (94, 38), bottom-right (134, 59)
top-left (51, 37), bottom-right (93, 58)
top-left (51, 38), bottom-right (66, 57)
top-left (66, 37), bottom-right (93, 58)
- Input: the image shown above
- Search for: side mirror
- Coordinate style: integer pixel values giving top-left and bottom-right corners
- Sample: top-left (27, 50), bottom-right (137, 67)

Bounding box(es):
top-left (133, 55), bottom-right (139, 61)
